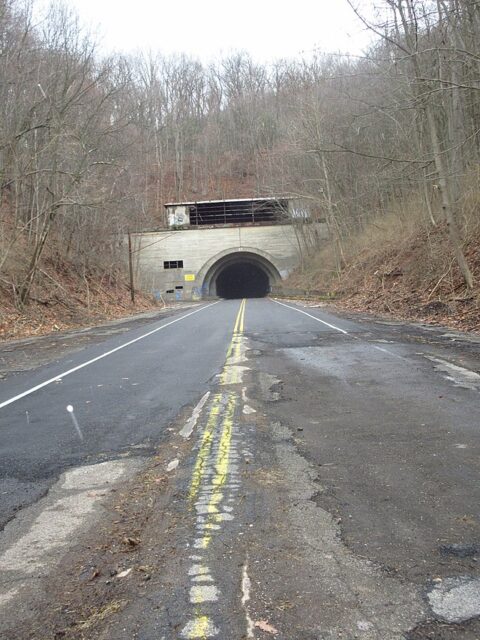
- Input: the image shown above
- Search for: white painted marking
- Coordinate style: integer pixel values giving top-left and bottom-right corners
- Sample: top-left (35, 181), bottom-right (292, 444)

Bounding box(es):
top-left (180, 392), bottom-right (210, 439)
top-left (195, 505), bottom-right (218, 515)
top-left (372, 345), bottom-right (404, 359)
top-left (217, 512), bottom-right (234, 521)
top-left (241, 561), bottom-right (255, 638)
top-left (190, 585), bottom-right (219, 603)
top-left (167, 458), bottom-right (179, 472)
top-left (424, 355), bottom-right (480, 390)
top-left (188, 565), bottom-right (211, 576)
top-left (273, 300), bottom-right (408, 360)
top-left (243, 404), bottom-right (256, 415)
top-left (272, 299), bottom-right (348, 334)
top-left (0, 302), bottom-right (220, 410)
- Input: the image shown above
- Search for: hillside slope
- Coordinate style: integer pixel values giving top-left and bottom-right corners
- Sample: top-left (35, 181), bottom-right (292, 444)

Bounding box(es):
top-left (286, 223), bottom-right (480, 334)
top-left (0, 256), bottom-right (157, 341)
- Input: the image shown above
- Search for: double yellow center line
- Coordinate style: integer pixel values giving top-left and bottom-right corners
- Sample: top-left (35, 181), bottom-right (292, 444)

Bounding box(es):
top-left (188, 299), bottom-right (246, 504)
top-left (232, 297), bottom-right (246, 335)
top-left (184, 299), bottom-right (247, 638)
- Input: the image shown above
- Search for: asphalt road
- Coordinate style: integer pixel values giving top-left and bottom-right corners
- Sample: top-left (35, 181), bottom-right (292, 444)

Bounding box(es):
top-left (1, 298), bottom-right (480, 639)
top-left (0, 301), bottom-right (231, 526)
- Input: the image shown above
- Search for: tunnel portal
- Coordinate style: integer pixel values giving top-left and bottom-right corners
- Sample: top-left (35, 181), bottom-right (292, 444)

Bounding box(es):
top-left (201, 250), bottom-right (280, 299)
top-left (216, 262), bottom-right (270, 299)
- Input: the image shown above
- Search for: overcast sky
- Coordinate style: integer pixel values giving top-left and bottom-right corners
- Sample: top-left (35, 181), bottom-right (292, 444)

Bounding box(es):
top-left (37, 0), bottom-right (373, 62)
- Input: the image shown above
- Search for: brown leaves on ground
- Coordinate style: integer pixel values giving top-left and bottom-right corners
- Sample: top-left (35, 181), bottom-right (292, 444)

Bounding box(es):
top-left (255, 620), bottom-right (280, 634)
top-left (0, 262), bottom-right (159, 341)
top-left (286, 222), bottom-right (480, 334)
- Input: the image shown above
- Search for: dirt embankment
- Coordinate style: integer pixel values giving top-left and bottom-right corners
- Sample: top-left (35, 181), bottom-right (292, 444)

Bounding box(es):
top-left (0, 256), bottom-right (158, 342)
top-left (285, 222), bottom-right (480, 334)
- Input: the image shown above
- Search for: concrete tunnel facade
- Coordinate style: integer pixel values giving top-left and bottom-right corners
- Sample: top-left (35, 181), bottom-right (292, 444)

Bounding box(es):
top-left (130, 223), bottom-right (328, 301)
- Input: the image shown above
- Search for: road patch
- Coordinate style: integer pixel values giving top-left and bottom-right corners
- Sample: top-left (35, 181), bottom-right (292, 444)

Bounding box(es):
top-left (0, 459), bottom-right (142, 615)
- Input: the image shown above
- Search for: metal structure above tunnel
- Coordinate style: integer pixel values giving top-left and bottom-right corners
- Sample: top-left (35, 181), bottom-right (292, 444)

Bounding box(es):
top-left (129, 197), bottom-right (328, 302)
top-left (165, 197), bottom-right (293, 228)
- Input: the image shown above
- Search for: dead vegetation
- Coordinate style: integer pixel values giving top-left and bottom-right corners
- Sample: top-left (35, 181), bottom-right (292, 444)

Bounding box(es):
top-left (286, 182), bottom-right (480, 333)
top-left (0, 247), bottom-right (158, 341)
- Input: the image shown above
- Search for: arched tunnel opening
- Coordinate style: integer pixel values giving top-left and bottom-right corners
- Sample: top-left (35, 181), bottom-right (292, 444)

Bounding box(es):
top-left (216, 262), bottom-right (270, 299)
top-left (200, 251), bottom-right (280, 299)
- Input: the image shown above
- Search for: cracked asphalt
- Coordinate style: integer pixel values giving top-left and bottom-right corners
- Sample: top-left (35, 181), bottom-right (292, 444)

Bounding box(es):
top-left (0, 298), bottom-right (479, 639)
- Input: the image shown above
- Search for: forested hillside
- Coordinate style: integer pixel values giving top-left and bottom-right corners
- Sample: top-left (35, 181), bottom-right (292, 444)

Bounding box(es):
top-left (1, 0), bottom-right (479, 336)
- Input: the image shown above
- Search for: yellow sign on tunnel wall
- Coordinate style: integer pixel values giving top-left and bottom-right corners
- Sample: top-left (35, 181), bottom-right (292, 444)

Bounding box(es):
top-left (184, 274), bottom-right (195, 282)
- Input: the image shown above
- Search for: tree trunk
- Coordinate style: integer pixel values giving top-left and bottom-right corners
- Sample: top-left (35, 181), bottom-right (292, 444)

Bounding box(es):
top-left (425, 105), bottom-right (474, 288)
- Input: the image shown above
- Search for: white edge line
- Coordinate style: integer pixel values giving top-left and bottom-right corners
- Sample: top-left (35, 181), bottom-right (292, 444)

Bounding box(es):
top-left (372, 345), bottom-right (404, 359)
top-left (0, 302), bottom-right (220, 410)
top-left (272, 299), bottom-right (407, 360)
top-left (424, 355), bottom-right (480, 380)
top-left (271, 298), bottom-right (349, 334)
top-left (241, 559), bottom-right (255, 638)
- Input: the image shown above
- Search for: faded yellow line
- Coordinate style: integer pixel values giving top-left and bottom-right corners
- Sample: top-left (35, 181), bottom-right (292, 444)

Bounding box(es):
top-left (182, 614), bottom-right (217, 639)
top-left (188, 299), bottom-right (246, 503)
top-left (182, 299), bottom-right (246, 640)
top-left (226, 298), bottom-right (245, 360)
top-left (238, 297), bottom-right (246, 333)
top-left (221, 299), bottom-right (246, 386)
top-left (195, 392), bottom-right (236, 550)
top-left (188, 392), bottom-right (222, 502)
top-left (183, 299), bottom-right (246, 638)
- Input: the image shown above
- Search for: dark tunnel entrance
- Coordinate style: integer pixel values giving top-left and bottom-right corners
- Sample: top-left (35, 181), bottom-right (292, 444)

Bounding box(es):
top-left (216, 262), bottom-right (270, 299)
top-left (201, 250), bottom-right (281, 299)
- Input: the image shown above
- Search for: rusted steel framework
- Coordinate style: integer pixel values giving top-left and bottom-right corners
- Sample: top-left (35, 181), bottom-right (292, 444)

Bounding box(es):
top-left (166, 197), bottom-right (290, 227)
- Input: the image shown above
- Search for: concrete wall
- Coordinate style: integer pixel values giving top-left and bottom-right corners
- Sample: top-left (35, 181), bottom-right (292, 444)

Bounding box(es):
top-left (131, 223), bottom-right (327, 301)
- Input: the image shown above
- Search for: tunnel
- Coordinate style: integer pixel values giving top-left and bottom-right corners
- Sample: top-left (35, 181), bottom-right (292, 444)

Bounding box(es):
top-left (216, 262), bottom-right (270, 298)
top-left (200, 250), bottom-right (280, 299)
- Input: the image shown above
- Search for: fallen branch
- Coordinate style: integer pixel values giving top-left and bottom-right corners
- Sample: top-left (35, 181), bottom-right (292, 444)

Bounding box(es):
top-left (426, 260), bottom-right (454, 301)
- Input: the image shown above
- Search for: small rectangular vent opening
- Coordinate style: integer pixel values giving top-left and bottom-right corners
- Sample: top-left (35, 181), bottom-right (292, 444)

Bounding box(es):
top-left (164, 260), bottom-right (184, 269)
